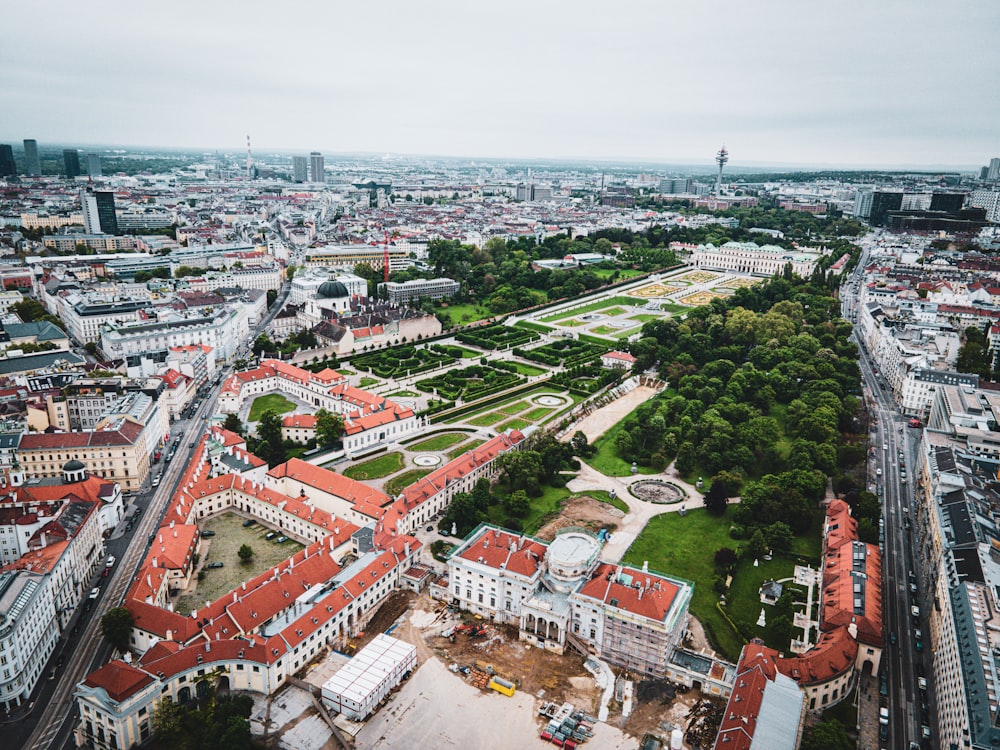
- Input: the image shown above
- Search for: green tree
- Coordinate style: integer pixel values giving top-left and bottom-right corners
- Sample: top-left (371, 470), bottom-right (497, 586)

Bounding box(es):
top-left (222, 413), bottom-right (244, 435)
top-left (746, 528), bottom-right (768, 559)
top-left (504, 489), bottom-right (530, 517)
top-left (764, 521), bottom-right (795, 554)
top-left (251, 333), bottom-right (273, 356)
top-left (266, 289), bottom-right (278, 307)
top-left (315, 408), bottom-right (344, 447)
top-left (237, 544), bottom-right (253, 562)
top-left (770, 613), bottom-right (794, 647)
top-left (255, 410), bottom-right (286, 467)
top-left (100, 607), bottom-right (135, 652)
top-left (84, 341), bottom-right (99, 356)
top-left (714, 547), bottom-right (738, 571)
top-left (800, 719), bottom-right (852, 750)
top-left (285, 265), bottom-right (297, 280)
top-left (703, 482), bottom-right (729, 516)
top-left (152, 697), bottom-right (185, 744)
top-left (494, 450), bottom-right (543, 493)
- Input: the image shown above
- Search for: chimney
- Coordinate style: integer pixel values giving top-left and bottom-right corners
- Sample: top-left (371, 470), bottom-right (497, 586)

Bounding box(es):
top-left (205, 641), bottom-right (211, 651)
top-left (404, 541), bottom-right (411, 557)
top-left (152, 557), bottom-right (158, 568)
top-left (169, 520), bottom-right (175, 529)
top-left (166, 629), bottom-right (173, 641)
top-left (642, 560), bottom-right (648, 573)
top-left (147, 574), bottom-right (152, 587)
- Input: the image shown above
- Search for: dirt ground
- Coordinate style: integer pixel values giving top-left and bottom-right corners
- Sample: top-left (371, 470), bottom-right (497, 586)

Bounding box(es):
top-left (354, 590), bottom-right (413, 649)
top-left (571, 385), bottom-right (658, 443)
top-left (535, 493), bottom-right (625, 541)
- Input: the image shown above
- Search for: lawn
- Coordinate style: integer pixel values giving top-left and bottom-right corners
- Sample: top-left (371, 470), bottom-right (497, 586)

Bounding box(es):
top-left (407, 433), bottom-right (468, 452)
top-left (447, 439), bottom-right (485, 459)
top-left (726, 556), bottom-right (799, 651)
top-left (623, 508), bottom-right (745, 661)
top-left (359, 376), bottom-right (379, 387)
top-left (435, 302), bottom-right (494, 326)
top-left (520, 406), bottom-right (554, 421)
top-left (586, 417), bottom-right (658, 477)
top-left (592, 268), bottom-right (643, 280)
top-left (248, 393), bottom-right (297, 421)
top-left (468, 411), bottom-right (507, 427)
top-left (541, 296), bottom-right (646, 322)
top-left (385, 390), bottom-right (419, 397)
top-left (514, 321), bottom-right (554, 333)
top-left (342, 452), bottom-right (405, 480)
top-left (506, 362), bottom-right (548, 377)
top-left (497, 417), bottom-right (531, 432)
top-left (385, 469), bottom-right (432, 496)
top-left (175, 513), bottom-right (304, 615)
top-left (628, 314), bottom-right (663, 323)
top-left (497, 400), bottom-right (529, 416)
top-left (591, 324), bottom-right (637, 336)
top-left (337, 369), bottom-right (355, 376)
top-left (489, 484), bottom-right (572, 535)
top-left (452, 346), bottom-right (483, 358)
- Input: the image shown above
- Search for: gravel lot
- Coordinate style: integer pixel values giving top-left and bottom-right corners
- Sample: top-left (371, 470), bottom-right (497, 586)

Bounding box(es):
top-left (356, 657), bottom-right (639, 750)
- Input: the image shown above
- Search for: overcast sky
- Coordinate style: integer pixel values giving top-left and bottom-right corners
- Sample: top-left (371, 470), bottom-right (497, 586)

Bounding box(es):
top-left (2, 1), bottom-right (997, 168)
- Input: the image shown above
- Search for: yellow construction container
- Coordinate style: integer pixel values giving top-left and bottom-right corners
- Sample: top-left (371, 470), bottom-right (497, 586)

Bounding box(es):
top-left (488, 676), bottom-right (516, 697)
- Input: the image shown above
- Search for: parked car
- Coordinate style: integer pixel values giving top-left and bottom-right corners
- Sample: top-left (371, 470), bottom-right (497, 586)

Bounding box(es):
top-left (879, 706), bottom-right (889, 725)
top-left (207, 562), bottom-right (224, 569)
top-left (106, 555), bottom-right (116, 567)
top-left (921, 725), bottom-right (931, 739)
top-left (911, 605), bottom-right (920, 618)
top-left (275, 536), bottom-right (288, 543)
top-left (265, 532), bottom-right (277, 540)
top-left (88, 587), bottom-right (100, 599)
top-left (242, 519), bottom-right (256, 528)
top-left (201, 530), bottom-right (216, 537)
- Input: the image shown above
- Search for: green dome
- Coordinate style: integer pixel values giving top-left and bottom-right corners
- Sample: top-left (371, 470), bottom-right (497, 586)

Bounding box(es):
top-left (317, 280), bottom-right (349, 299)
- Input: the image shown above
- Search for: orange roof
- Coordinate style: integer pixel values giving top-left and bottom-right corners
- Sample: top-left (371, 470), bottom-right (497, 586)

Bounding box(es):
top-left (576, 563), bottom-right (680, 623)
top-left (776, 626), bottom-right (858, 686)
top-left (83, 662), bottom-right (155, 703)
top-left (455, 526), bottom-right (547, 579)
top-left (268, 457), bottom-right (392, 510)
top-left (146, 524), bottom-right (198, 571)
top-left (282, 414), bottom-right (317, 429)
top-left (1, 539), bottom-right (68, 574)
top-left (713, 644), bottom-right (782, 750)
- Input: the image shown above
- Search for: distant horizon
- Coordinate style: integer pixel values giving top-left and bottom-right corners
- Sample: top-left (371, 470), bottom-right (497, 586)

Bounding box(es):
top-left (0, 137), bottom-right (985, 175)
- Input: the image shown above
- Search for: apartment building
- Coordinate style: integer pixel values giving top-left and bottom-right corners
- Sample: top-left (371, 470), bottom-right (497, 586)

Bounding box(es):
top-left (376, 277), bottom-right (460, 305)
top-left (0, 570), bottom-right (58, 714)
top-left (17, 419), bottom-right (150, 492)
top-left (303, 246), bottom-right (410, 273)
top-left (100, 306), bottom-right (249, 364)
top-left (54, 294), bottom-right (151, 345)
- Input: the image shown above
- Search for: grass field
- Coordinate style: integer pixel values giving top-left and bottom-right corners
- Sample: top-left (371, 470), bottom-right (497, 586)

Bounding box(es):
top-left (385, 390), bottom-right (419, 397)
top-left (628, 314), bottom-right (662, 323)
top-left (497, 400), bottom-right (528, 416)
top-left (407, 433), bottom-right (468, 452)
top-left (515, 321), bottom-right (554, 333)
top-left (591, 324), bottom-right (637, 335)
top-left (447, 439), bottom-right (485, 459)
top-left (248, 393), bottom-right (297, 421)
top-left (488, 484), bottom-right (572, 535)
top-left (384, 469), bottom-right (433, 496)
top-left (506, 362), bottom-right (548, 376)
top-left (359, 377), bottom-right (379, 387)
top-left (520, 406), bottom-right (553, 421)
top-left (337, 369), bottom-right (355, 376)
top-left (586, 416), bottom-right (658, 477)
top-left (436, 302), bottom-right (493, 326)
top-left (468, 411), bottom-right (508, 427)
top-left (623, 508), bottom-right (744, 661)
top-left (342, 452), bottom-right (405, 480)
top-left (541, 296), bottom-right (646, 323)
top-left (452, 346), bottom-right (482, 358)
top-left (497, 417), bottom-right (531, 432)
top-left (592, 268), bottom-right (644, 280)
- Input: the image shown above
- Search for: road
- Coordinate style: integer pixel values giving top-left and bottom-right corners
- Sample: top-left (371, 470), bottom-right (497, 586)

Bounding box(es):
top-left (15, 284), bottom-right (289, 750)
top-left (842, 237), bottom-right (936, 750)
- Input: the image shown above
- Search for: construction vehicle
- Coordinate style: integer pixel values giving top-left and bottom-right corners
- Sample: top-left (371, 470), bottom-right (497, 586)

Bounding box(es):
top-left (455, 624), bottom-right (487, 638)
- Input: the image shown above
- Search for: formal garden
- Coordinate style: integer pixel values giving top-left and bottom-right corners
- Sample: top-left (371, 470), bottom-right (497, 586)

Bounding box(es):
top-left (349, 343), bottom-right (458, 379)
top-left (416, 362), bottom-right (524, 401)
top-left (513, 338), bottom-right (608, 367)
top-left (539, 295), bottom-right (645, 322)
top-left (455, 323), bottom-right (540, 350)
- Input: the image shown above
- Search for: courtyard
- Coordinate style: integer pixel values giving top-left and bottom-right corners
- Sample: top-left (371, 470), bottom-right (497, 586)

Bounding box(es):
top-left (174, 512), bottom-right (304, 614)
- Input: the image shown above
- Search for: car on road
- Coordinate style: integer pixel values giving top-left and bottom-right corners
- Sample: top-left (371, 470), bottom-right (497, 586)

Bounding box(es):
top-left (921, 725), bottom-right (931, 739)
top-left (879, 706), bottom-right (889, 725)
top-left (89, 587), bottom-right (100, 599)
top-left (911, 605), bottom-right (920, 619)
top-left (106, 555), bottom-right (116, 567)
top-left (207, 562), bottom-right (224, 569)
top-left (889, 632), bottom-right (897, 644)
top-left (884, 443), bottom-right (889, 451)
top-left (876, 467), bottom-right (882, 476)
top-left (918, 676), bottom-right (927, 690)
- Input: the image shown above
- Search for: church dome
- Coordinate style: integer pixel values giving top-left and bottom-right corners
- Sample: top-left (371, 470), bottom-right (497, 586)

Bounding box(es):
top-left (317, 280), bottom-right (349, 299)
top-left (63, 459), bottom-right (86, 472)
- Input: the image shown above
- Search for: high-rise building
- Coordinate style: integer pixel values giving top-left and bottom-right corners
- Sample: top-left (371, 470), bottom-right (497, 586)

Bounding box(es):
top-left (87, 153), bottom-right (102, 178)
top-left (63, 149), bottom-right (81, 179)
top-left (292, 156), bottom-right (308, 183)
top-left (81, 188), bottom-right (118, 234)
top-left (969, 190), bottom-right (1000, 223)
top-left (869, 191), bottom-right (903, 227)
top-left (715, 145), bottom-right (728, 195)
top-left (659, 178), bottom-right (694, 194)
top-left (0, 145), bottom-right (15, 177)
top-left (929, 192), bottom-right (967, 213)
top-left (988, 158), bottom-right (1000, 181)
top-left (23, 139), bottom-right (41, 176)
top-left (310, 151), bottom-right (325, 183)
top-left (853, 188), bottom-right (873, 219)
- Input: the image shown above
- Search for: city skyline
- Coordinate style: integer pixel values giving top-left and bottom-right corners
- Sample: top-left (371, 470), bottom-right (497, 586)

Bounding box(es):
top-left (1, 1), bottom-right (998, 168)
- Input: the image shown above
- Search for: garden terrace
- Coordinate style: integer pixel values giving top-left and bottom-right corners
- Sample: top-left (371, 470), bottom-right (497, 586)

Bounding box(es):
top-left (350, 344), bottom-right (457, 379)
top-left (416, 363), bottom-right (524, 401)
top-left (515, 339), bottom-right (609, 368)
top-left (456, 324), bottom-right (540, 350)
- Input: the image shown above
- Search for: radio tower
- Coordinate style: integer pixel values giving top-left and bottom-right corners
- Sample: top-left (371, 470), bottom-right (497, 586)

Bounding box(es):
top-left (715, 145), bottom-right (728, 195)
top-left (246, 135), bottom-right (254, 179)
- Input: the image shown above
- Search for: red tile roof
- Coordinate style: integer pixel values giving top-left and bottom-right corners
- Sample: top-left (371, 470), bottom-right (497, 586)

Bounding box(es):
top-left (714, 644), bottom-right (782, 750)
top-left (268, 457), bottom-right (392, 511)
top-left (776, 626), bottom-right (858, 685)
top-left (83, 662), bottom-right (155, 703)
top-left (454, 526), bottom-right (548, 579)
top-left (576, 563), bottom-right (680, 623)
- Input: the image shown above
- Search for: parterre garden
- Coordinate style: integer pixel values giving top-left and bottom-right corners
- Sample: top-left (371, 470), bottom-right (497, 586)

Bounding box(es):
top-left (514, 339), bottom-right (608, 367)
top-left (416, 363), bottom-right (524, 401)
top-left (350, 344), bottom-right (460, 379)
top-left (456, 324), bottom-right (540, 350)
